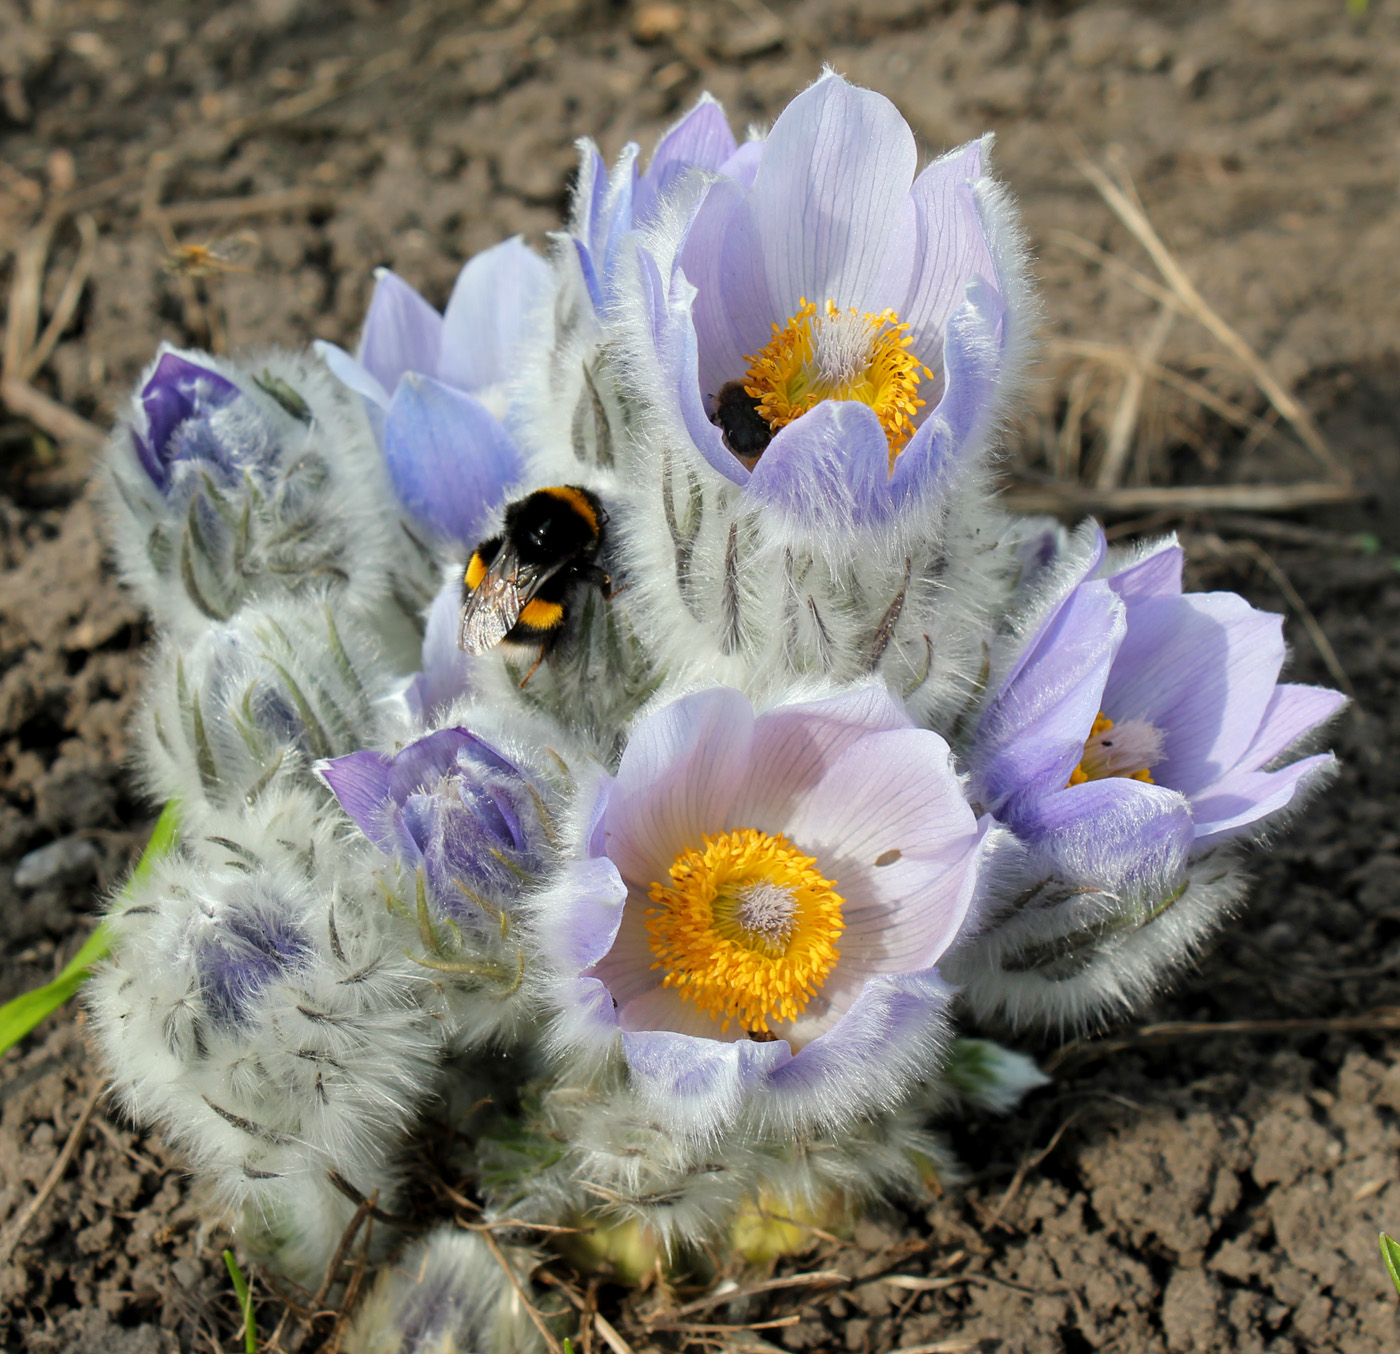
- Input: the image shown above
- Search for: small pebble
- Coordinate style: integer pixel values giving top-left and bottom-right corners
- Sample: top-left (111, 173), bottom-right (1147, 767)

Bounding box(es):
top-left (13, 836), bottom-right (100, 891)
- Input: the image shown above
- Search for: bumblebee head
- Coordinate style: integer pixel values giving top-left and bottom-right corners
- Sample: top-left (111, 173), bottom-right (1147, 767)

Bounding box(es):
top-left (505, 487), bottom-right (602, 566)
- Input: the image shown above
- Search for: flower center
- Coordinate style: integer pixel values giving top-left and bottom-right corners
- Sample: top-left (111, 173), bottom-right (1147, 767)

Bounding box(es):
top-left (1067, 712), bottom-right (1162, 787)
top-left (741, 299), bottom-right (932, 469)
top-left (645, 828), bottom-right (844, 1035)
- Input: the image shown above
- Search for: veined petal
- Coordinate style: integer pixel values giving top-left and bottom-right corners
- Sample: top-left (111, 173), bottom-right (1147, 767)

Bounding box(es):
top-left (622, 1023), bottom-right (792, 1134)
top-left (1236, 682), bottom-right (1347, 772)
top-left (358, 269), bottom-right (443, 398)
top-left (319, 750), bottom-right (395, 850)
top-left (604, 687), bottom-right (754, 885)
top-left (1191, 753), bottom-right (1337, 845)
top-left (889, 279), bottom-right (1007, 502)
top-left (439, 237), bottom-right (551, 393)
top-left (1106, 540), bottom-right (1184, 602)
top-left (744, 399), bottom-right (896, 530)
top-left (729, 685), bottom-right (914, 828)
top-left (678, 176), bottom-right (753, 411)
top-left (382, 374), bottom-right (522, 545)
top-left (1104, 591), bottom-right (1284, 797)
top-left (635, 93), bottom-right (738, 227)
top-left (899, 140), bottom-right (996, 364)
top-left (977, 578), bottom-right (1124, 809)
top-left (719, 75), bottom-right (918, 350)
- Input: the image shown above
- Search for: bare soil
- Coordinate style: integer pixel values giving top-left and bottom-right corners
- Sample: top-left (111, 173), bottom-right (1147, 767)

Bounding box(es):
top-left (2, 1), bottom-right (1399, 1350)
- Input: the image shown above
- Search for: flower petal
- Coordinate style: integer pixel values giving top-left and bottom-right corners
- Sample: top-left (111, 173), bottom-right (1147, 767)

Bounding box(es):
top-left (762, 968), bottom-right (954, 1120)
top-left (1235, 682), bottom-right (1346, 772)
top-left (744, 399), bottom-right (896, 530)
top-left (406, 579), bottom-right (474, 724)
top-left (899, 141), bottom-right (996, 363)
top-left (1191, 753), bottom-right (1337, 845)
top-left (605, 687), bottom-right (754, 885)
top-left (358, 269), bottom-right (443, 398)
top-left (319, 750), bottom-right (395, 850)
top-left (786, 731), bottom-right (983, 971)
top-left (1022, 778), bottom-right (1193, 891)
top-left (1104, 591), bottom-right (1284, 797)
top-left (438, 238), bottom-right (551, 393)
top-left (1106, 540), bottom-right (1184, 602)
top-left (382, 374), bottom-right (522, 545)
top-left (719, 75), bottom-right (918, 342)
top-left (621, 1024), bottom-right (791, 1135)
top-left (976, 578), bottom-right (1124, 810)
top-left (729, 684), bottom-right (914, 828)
top-left (635, 93), bottom-right (737, 227)
top-left (314, 339), bottom-right (391, 410)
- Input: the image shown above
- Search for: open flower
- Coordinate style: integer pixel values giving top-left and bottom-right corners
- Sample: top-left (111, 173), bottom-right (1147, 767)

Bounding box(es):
top-left (971, 527), bottom-right (1345, 890)
top-left (321, 728), bottom-right (543, 928)
top-left (316, 238), bottom-right (550, 544)
top-left (624, 72), bottom-right (1027, 531)
top-left (539, 684), bottom-right (989, 1137)
top-left (129, 350), bottom-right (258, 492)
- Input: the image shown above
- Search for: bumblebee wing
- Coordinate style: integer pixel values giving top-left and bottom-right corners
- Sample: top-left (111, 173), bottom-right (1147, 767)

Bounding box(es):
top-left (459, 545), bottom-right (557, 654)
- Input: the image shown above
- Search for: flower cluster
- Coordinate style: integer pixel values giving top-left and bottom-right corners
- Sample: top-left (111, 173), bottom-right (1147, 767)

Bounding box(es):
top-left (89, 72), bottom-right (1341, 1346)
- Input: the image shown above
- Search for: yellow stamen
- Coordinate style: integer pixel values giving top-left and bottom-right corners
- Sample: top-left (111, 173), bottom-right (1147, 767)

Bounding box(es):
top-left (742, 298), bottom-right (933, 470)
top-left (645, 828), bottom-right (844, 1035)
top-left (1067, 712), bottom-right (1158, 787)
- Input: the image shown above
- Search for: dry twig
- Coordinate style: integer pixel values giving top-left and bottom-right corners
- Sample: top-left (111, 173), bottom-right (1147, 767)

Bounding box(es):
top-left (1045, 1008), bottom-right (1400, 1075)
top-left (1001, 481), bottom-right (1360, 517)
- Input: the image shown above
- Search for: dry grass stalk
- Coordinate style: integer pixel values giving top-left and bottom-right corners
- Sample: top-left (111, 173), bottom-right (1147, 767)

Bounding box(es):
top-left (1045, 1008), bottom-right (1400, 1075)
top-left (1076, 156), bottom-right (1345, 484)
top-left (1002, 481), bottom-right (1360, 516)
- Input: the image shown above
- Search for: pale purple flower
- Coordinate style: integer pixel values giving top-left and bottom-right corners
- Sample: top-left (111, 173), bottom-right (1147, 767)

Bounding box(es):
top-left (538, 684), bottom-right (989, 1137)
top-left (321, 728), bottom-right (541, 927)
top-left (404, 577), bottom-right (475, 725)
top-left (627, 73), bottom-right (1026, 531)
top-left (572, 93), bottom-right (740, 309)
top-left (130, 350), bottom-right (248, 492)
top-left (972, 528), bottom-right (1345, 890)
top-left (316, 238), bottom-right (551, 544)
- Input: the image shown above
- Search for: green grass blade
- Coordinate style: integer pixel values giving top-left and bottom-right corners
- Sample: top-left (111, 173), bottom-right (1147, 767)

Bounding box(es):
top-left (222, 1249), bottom-right (258, 1354)
top-left (0, 801), bottom-right (180, 1055)
top-left (1382, 1233), bottom-right (1400, 1297)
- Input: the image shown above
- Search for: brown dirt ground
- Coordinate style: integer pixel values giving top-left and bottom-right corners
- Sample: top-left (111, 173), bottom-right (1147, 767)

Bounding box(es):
top-left (2, 1), bottom-right (1400, 1350)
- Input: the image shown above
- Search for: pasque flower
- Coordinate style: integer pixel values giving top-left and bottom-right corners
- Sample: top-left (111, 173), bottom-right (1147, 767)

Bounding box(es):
top-left (624, 72), bottom-right (1027, 530)
top-left (129, 350), bottom-right (257, 492)
top-left (971, 528), bottom-right (1345, 890)
top-left (540, 684), bottom-right (989, 1136)
top-left (321, 728), bottom-right (542, 927)
top-left (317, 238), bottom-right (550, 544)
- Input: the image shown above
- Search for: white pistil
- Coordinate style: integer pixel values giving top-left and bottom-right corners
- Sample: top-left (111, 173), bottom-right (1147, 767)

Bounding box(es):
top-left (1082, 718), bottom-right (1164, 780)
top-left (813, 306), bottom-right (876, 389)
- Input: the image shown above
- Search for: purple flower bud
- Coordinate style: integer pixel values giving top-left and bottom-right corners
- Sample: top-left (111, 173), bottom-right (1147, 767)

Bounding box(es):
top-left (196, 890), bottom-right (311, 1027)
top-left (320, 728), bottom-right (541, 926)
top-left (131, 351), bottom-right (243, 492)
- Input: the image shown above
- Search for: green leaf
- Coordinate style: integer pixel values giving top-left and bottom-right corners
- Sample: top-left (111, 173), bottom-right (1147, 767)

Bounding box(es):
top-left (1381, 1233), bottom-right (1400, 1297)
top-left (0, 801), bottom-right (180, 1055)
top-left (223, 1249), bottom-right (259, 1354)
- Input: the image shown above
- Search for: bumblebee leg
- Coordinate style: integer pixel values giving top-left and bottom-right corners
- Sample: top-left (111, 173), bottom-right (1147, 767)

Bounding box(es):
top-left (518, 645), bottom-right (548, 688)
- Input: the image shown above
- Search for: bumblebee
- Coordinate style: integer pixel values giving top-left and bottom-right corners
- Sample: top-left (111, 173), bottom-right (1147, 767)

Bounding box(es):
top-left (459, 486), bottom-right (610, 676)
top-left (711, 380), bottom-right (773, 468)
